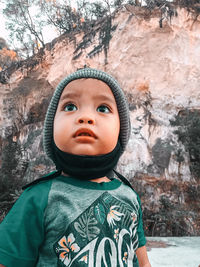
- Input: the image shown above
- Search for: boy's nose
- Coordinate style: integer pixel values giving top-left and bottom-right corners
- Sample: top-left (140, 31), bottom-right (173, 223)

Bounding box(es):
top-left (78, 117), bottom-right (94, 125)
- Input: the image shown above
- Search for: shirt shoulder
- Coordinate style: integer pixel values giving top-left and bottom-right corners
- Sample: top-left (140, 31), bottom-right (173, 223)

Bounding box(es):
top-left (0, 175), bottom-right (53, 267)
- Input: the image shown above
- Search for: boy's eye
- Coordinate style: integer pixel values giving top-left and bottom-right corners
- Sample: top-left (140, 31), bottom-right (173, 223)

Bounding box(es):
top-left (97, 105), bottom-right (111, 113)
top-left (64, 103), bottom-right (77, 112)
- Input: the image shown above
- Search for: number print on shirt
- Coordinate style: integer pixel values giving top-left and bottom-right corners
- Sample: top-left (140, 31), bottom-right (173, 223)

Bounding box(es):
top-left (54, 192), bottom-right (139, 267)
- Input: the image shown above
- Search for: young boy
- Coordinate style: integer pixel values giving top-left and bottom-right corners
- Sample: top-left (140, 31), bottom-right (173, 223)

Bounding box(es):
top-left (0, 68), bottom-right (151, 267)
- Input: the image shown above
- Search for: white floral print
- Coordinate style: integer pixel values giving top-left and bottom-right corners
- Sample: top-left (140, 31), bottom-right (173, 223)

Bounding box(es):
top-left (107, 205), bottom-right (124, 227)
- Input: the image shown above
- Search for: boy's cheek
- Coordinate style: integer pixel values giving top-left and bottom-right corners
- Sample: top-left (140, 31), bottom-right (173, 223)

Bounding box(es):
top-left (54, 116), bottom-right (68, 132)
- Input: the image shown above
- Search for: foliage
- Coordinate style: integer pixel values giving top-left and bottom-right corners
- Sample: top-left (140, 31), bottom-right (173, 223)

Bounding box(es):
top-left (177, 0), bottom-right (200, 11)
top-left (0, 38), bottom-right (18, 71)
top-left (0, 47), bottom-right (18, 71)
top-left (40, 0), bottom-right (85, 34)
top-left (40, 0), bottom-right (117, 34)
top-left (0, 38), bottom-right (8, 50)
top-left (2, 0), bottom-right (200, 60)
top-left (170, 109), bottom-right (200, 179)
top-left (3, 0), bottom-right (46, 58)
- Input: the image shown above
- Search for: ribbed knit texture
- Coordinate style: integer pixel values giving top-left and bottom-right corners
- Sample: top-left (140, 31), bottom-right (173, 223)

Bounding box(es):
top-left (43, 68), bottom-right (130, 163)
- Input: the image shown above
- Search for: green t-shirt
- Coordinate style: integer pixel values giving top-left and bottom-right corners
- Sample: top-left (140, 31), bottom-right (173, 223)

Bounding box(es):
top-left (0, 174), bottom-right (146, 266)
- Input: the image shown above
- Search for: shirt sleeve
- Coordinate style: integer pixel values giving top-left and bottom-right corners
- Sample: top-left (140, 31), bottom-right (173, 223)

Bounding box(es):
top-left (0, 180), bottom-right (51, 267)
top-left (136, 194), bottom-right (147, 248)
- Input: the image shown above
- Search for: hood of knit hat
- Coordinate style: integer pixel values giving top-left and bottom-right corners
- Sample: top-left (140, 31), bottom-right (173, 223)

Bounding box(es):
top-left (43, 68), bottom-right (131, 163)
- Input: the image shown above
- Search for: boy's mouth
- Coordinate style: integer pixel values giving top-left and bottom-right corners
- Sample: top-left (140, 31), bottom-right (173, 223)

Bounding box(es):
top-left (74, 128), bottom-right (97, 139)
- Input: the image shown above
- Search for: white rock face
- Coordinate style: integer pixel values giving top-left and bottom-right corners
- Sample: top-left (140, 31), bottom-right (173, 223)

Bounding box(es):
top-left (0, 6), bottom-right (199, 235)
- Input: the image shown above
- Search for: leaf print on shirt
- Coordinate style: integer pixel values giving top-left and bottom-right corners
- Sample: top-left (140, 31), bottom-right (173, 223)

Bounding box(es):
top-left (74, 206), bottom-right (100, 241)
top-left (102, 192), bottom-right (113, 205)
top-left (94, 203), bottom-right (106, 224)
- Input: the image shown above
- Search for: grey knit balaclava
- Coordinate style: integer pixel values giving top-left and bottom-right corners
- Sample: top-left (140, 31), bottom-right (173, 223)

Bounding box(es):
top-left (43, 68), bottom-right (131, 165)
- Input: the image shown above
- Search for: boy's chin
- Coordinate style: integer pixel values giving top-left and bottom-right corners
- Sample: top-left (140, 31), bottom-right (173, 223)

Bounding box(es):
top-left (71, 151), bottom-right (104, 156)
top-left (68, 149), bottom-right (101, 156)
top-left (69, 147), bottom-right (113, 156)
top-left (60, 142), bottom-right (116, 156)
top-left (66, 145), bottom-right (105, 156)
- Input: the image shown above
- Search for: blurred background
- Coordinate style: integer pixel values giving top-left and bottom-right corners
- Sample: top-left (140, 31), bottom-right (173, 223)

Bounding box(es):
top-left (0, 1), bottom-right (200, 265)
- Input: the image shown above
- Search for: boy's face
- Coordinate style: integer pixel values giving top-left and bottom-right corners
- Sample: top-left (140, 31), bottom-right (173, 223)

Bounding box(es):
top-left (53, 78), bottom-right (120, 156)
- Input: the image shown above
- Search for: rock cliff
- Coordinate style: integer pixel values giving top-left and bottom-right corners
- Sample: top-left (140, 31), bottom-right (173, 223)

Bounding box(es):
top-left (0, 5), bottom-right (199, 235)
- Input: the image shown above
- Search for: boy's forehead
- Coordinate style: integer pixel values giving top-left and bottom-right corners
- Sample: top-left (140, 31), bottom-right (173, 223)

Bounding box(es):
top-left (61, 78), bottom-right (113, 96)
top-left (58, 78), bottom-right (117, 105)
top-left (65, 78), bottom-right (109, 89)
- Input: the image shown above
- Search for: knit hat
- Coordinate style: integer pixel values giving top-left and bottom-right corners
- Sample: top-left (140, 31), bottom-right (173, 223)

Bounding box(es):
top-left (43, 68), bottom-right (130, 163)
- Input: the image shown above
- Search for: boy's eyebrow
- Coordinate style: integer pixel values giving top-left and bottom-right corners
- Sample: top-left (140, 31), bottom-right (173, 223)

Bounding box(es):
top-left (59, 92), bottom-right (79, 102)
top-left (60, 93), bottom-right (116, 104)
top-left (94, 94), bottom-right (116, 104)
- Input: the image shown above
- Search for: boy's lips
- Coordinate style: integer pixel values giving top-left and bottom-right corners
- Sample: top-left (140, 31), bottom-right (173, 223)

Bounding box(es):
top-left (73, 128), bottom-right (97, 139)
